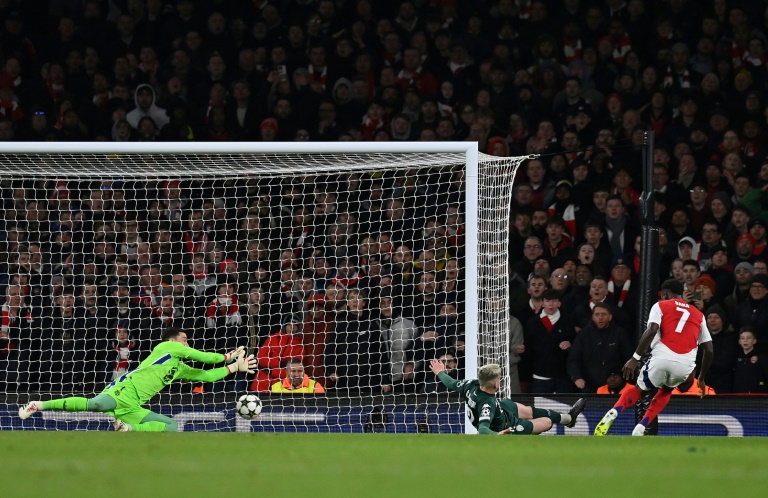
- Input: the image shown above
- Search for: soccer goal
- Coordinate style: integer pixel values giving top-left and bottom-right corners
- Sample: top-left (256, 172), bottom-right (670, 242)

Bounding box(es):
top-left (0, 142), bottom-right (526, 433)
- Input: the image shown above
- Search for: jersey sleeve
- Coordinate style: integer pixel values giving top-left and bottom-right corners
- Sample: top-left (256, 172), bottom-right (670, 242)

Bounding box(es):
top-left (698, 319), bottom-right (713, 344)
top-left (436, 371), bottom-right (462, 392)
top-left (647, 302), bottom-right (662, 325)
top-left (175, 363), bottom-right (230, 383)
top-left (159, 341), bottom-right (226, 364)
top-left (477, 399), bottom-right (497, 434)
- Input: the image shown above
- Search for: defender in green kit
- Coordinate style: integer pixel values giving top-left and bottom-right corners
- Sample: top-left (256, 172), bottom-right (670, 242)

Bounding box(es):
top-left (429, 360), bottom-right (586, 434)
top-left (19, 328), bottom-right (257, 432)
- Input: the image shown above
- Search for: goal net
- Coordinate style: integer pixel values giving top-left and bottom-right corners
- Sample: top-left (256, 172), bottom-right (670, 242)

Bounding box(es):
top-left (0, 142), bottom-right (525, 432)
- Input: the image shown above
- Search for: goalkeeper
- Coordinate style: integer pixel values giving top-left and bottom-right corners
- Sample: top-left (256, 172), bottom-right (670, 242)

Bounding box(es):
top-left (430, 359), bottom-right (586, 435)
top-left (18, 328), bottom-right (256, 432)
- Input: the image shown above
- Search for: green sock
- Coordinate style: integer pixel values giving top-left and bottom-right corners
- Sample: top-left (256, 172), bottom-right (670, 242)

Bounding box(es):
top-left (531, 407), bottom-right (562, 424)
top-left (42, 397), bottom-right (89, 412)
top-left (131, 421), bottom-right (172, 432)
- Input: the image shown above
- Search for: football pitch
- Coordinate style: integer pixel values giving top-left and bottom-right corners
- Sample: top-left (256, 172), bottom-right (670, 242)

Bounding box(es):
top-left (2, 433), bottom-right (767, 497)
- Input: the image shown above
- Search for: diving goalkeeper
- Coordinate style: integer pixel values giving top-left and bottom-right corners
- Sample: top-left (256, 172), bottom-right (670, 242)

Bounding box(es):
top-left (18, 328), bottom-right (256, 432)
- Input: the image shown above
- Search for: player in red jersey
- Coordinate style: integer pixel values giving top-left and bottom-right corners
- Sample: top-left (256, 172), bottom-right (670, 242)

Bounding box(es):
top-left (594, 279), bottom-right (713, 436)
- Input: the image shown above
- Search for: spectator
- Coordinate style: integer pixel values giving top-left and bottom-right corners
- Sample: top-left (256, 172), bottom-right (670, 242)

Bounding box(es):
top-left (104, 325), bottom-right (140, 383)
top-left (423, 351), bottom-right (459, 394)
top-left (125, 84), bottom-right (169, 131)
top-left (567, 302), bottom-right (633, 393)
top-left (542, 216), bottom-right (575, 268)
top-left (704, 305), bottom-right (737, 393)
top-left (378, 292), bottom-right (416, 383)
top-left (504, 310), bottom-right (525, 394)
top-left (733, 274), bottom-right (768, 341)
top-left (327, 288), bottom-right (391, 393)
top-left (1, 283), bottom-right (33, 392)
top-left (523, 289), bottom-right (575, 393)
top-left (271, 357), bottom-right (325, 394)
top-left (596, 366), bottom-right (634, 395)
top-left (602, 195), bottom-right (638, 259)
top-left (606, 255), bottom-right (638, 323)
top-left (252, 313), bottom-right (305, 392)
top-left (733, 327), bottom-right (768, 393)
top-left (41, 286), bottom-right (93, 392)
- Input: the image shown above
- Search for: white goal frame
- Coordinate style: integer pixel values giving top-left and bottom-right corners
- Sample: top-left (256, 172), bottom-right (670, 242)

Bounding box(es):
top-left (1, 141), bottom-right (516, 434)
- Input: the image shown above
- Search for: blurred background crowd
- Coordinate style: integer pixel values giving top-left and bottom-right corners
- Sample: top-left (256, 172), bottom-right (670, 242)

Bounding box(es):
top-left (1, 0), bottom-right (767, 396)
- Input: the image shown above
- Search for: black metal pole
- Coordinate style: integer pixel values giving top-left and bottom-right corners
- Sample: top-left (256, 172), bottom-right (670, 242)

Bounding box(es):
top-left (636, 130), bottom-right (660, 435)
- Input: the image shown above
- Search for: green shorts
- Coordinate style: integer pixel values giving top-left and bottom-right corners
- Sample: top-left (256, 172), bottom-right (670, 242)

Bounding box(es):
top-left (102, 383), bottom-right (153, 426)
top-left (500, 399), bottom-right (534, 435)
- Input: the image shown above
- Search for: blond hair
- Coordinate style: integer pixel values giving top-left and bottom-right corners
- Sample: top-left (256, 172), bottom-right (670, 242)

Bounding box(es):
top-left (478, 364), bottom-right (502, 388)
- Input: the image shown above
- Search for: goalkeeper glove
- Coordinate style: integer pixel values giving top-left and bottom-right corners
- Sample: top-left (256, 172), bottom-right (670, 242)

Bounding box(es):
top-left (224, 346), bottom-right (245, 363)
top-left (227, 354), bottom-right (257, 375)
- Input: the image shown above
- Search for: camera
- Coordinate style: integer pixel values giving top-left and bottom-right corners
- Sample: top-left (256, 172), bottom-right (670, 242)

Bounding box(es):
top-left (688, 291), bottom-right (701, 301)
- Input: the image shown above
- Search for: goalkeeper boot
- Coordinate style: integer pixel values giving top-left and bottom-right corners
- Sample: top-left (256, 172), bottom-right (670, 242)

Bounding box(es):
top-left (594, 408), bottom-right (618, 436)
top-left (113, 419), bottom-right (133, 432)
top-left (18, 401), bottom-right (43, 420)
top-left (631, 423), bottom-right (646, 436)
top-left (565, 398), bottom-right (586, 428)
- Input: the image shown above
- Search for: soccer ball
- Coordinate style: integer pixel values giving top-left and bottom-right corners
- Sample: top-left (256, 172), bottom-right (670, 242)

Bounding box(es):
top-left (236, 394), bottom-right (262, 420)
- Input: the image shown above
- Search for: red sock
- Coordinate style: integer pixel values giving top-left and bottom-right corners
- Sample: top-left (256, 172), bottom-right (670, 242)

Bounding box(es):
top-left (613, 384), bottom-right (642, 413)
top-left (640, 388), bottom-right (672, 426)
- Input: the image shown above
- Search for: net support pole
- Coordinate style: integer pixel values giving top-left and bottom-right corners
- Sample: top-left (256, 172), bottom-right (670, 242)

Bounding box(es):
top-left (637, 131), bottom-right (659, 342)
top-left (637, 130), bottom-right (660, 435)
top-left (464, 144), bottom-right (479, 435)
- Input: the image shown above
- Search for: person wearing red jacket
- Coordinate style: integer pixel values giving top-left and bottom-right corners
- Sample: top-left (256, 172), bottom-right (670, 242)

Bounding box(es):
top-left (250, 313), bottom-right (305, 392)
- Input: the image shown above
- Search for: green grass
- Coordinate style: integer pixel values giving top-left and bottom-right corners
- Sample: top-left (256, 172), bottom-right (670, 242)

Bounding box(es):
top-left (2, 433), bottom-right (767, 497)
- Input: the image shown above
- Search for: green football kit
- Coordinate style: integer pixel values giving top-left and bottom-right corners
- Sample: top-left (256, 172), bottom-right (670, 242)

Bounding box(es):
top-left (437, 372), bottom-right (534, 434)
top-left (41, 342), bottom-right (231, 431)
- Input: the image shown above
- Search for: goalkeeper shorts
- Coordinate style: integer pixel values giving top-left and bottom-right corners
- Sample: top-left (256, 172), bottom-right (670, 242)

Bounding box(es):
top-left (102, 383), bottom-right (154, 426)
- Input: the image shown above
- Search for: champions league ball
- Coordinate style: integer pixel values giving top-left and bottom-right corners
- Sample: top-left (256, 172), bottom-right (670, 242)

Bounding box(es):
top-left (236, 394), bottom-right (262, 420)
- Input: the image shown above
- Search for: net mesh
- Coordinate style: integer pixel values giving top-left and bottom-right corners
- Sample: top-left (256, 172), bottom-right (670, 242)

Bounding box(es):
top-left (0, 147), bottom-right (525, 431)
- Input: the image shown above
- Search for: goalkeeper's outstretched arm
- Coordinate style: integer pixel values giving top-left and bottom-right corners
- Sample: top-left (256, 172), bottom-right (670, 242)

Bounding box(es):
top-left (159, 329), bottom-right (246, 365)
top-left (178, 354), bottom-right (257, 383)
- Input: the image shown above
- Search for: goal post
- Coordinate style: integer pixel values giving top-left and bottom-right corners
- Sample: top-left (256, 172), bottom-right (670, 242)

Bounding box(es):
top-left (0, 141), bottom-right (526, 433)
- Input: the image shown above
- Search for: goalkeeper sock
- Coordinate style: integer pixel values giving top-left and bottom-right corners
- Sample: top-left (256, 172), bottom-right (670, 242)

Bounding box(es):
top-left (42, 397), bottom-right (89, 412)
top-left (531, 407), bottom-right (563, 424)
top-left (613, 384), bottom-right (642, 414)
top-left (640, 388), bottom-right (672, 427)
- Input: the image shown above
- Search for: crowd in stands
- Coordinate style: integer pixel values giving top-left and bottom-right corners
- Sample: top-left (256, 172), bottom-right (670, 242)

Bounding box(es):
top-left (1, 0), bottom-right (768, 395)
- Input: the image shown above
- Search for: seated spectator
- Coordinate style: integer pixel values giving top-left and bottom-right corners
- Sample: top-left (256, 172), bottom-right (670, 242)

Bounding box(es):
top-left (671, 371), bottom-right (717, 396)
top-left (596, 368), bottom-right (635, 395)
top-left (271, 358), bottom-right (325, 394)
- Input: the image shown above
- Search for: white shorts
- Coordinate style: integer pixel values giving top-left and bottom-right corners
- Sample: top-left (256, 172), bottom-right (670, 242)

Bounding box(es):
top-left (636, 356), bottom-right (693, 391)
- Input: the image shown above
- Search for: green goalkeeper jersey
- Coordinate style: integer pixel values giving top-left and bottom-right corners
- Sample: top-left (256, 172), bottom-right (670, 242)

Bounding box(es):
top-left (104, 341), bottom-right (228, 404)
top-left (437, 372), bottom-right (510, 434)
